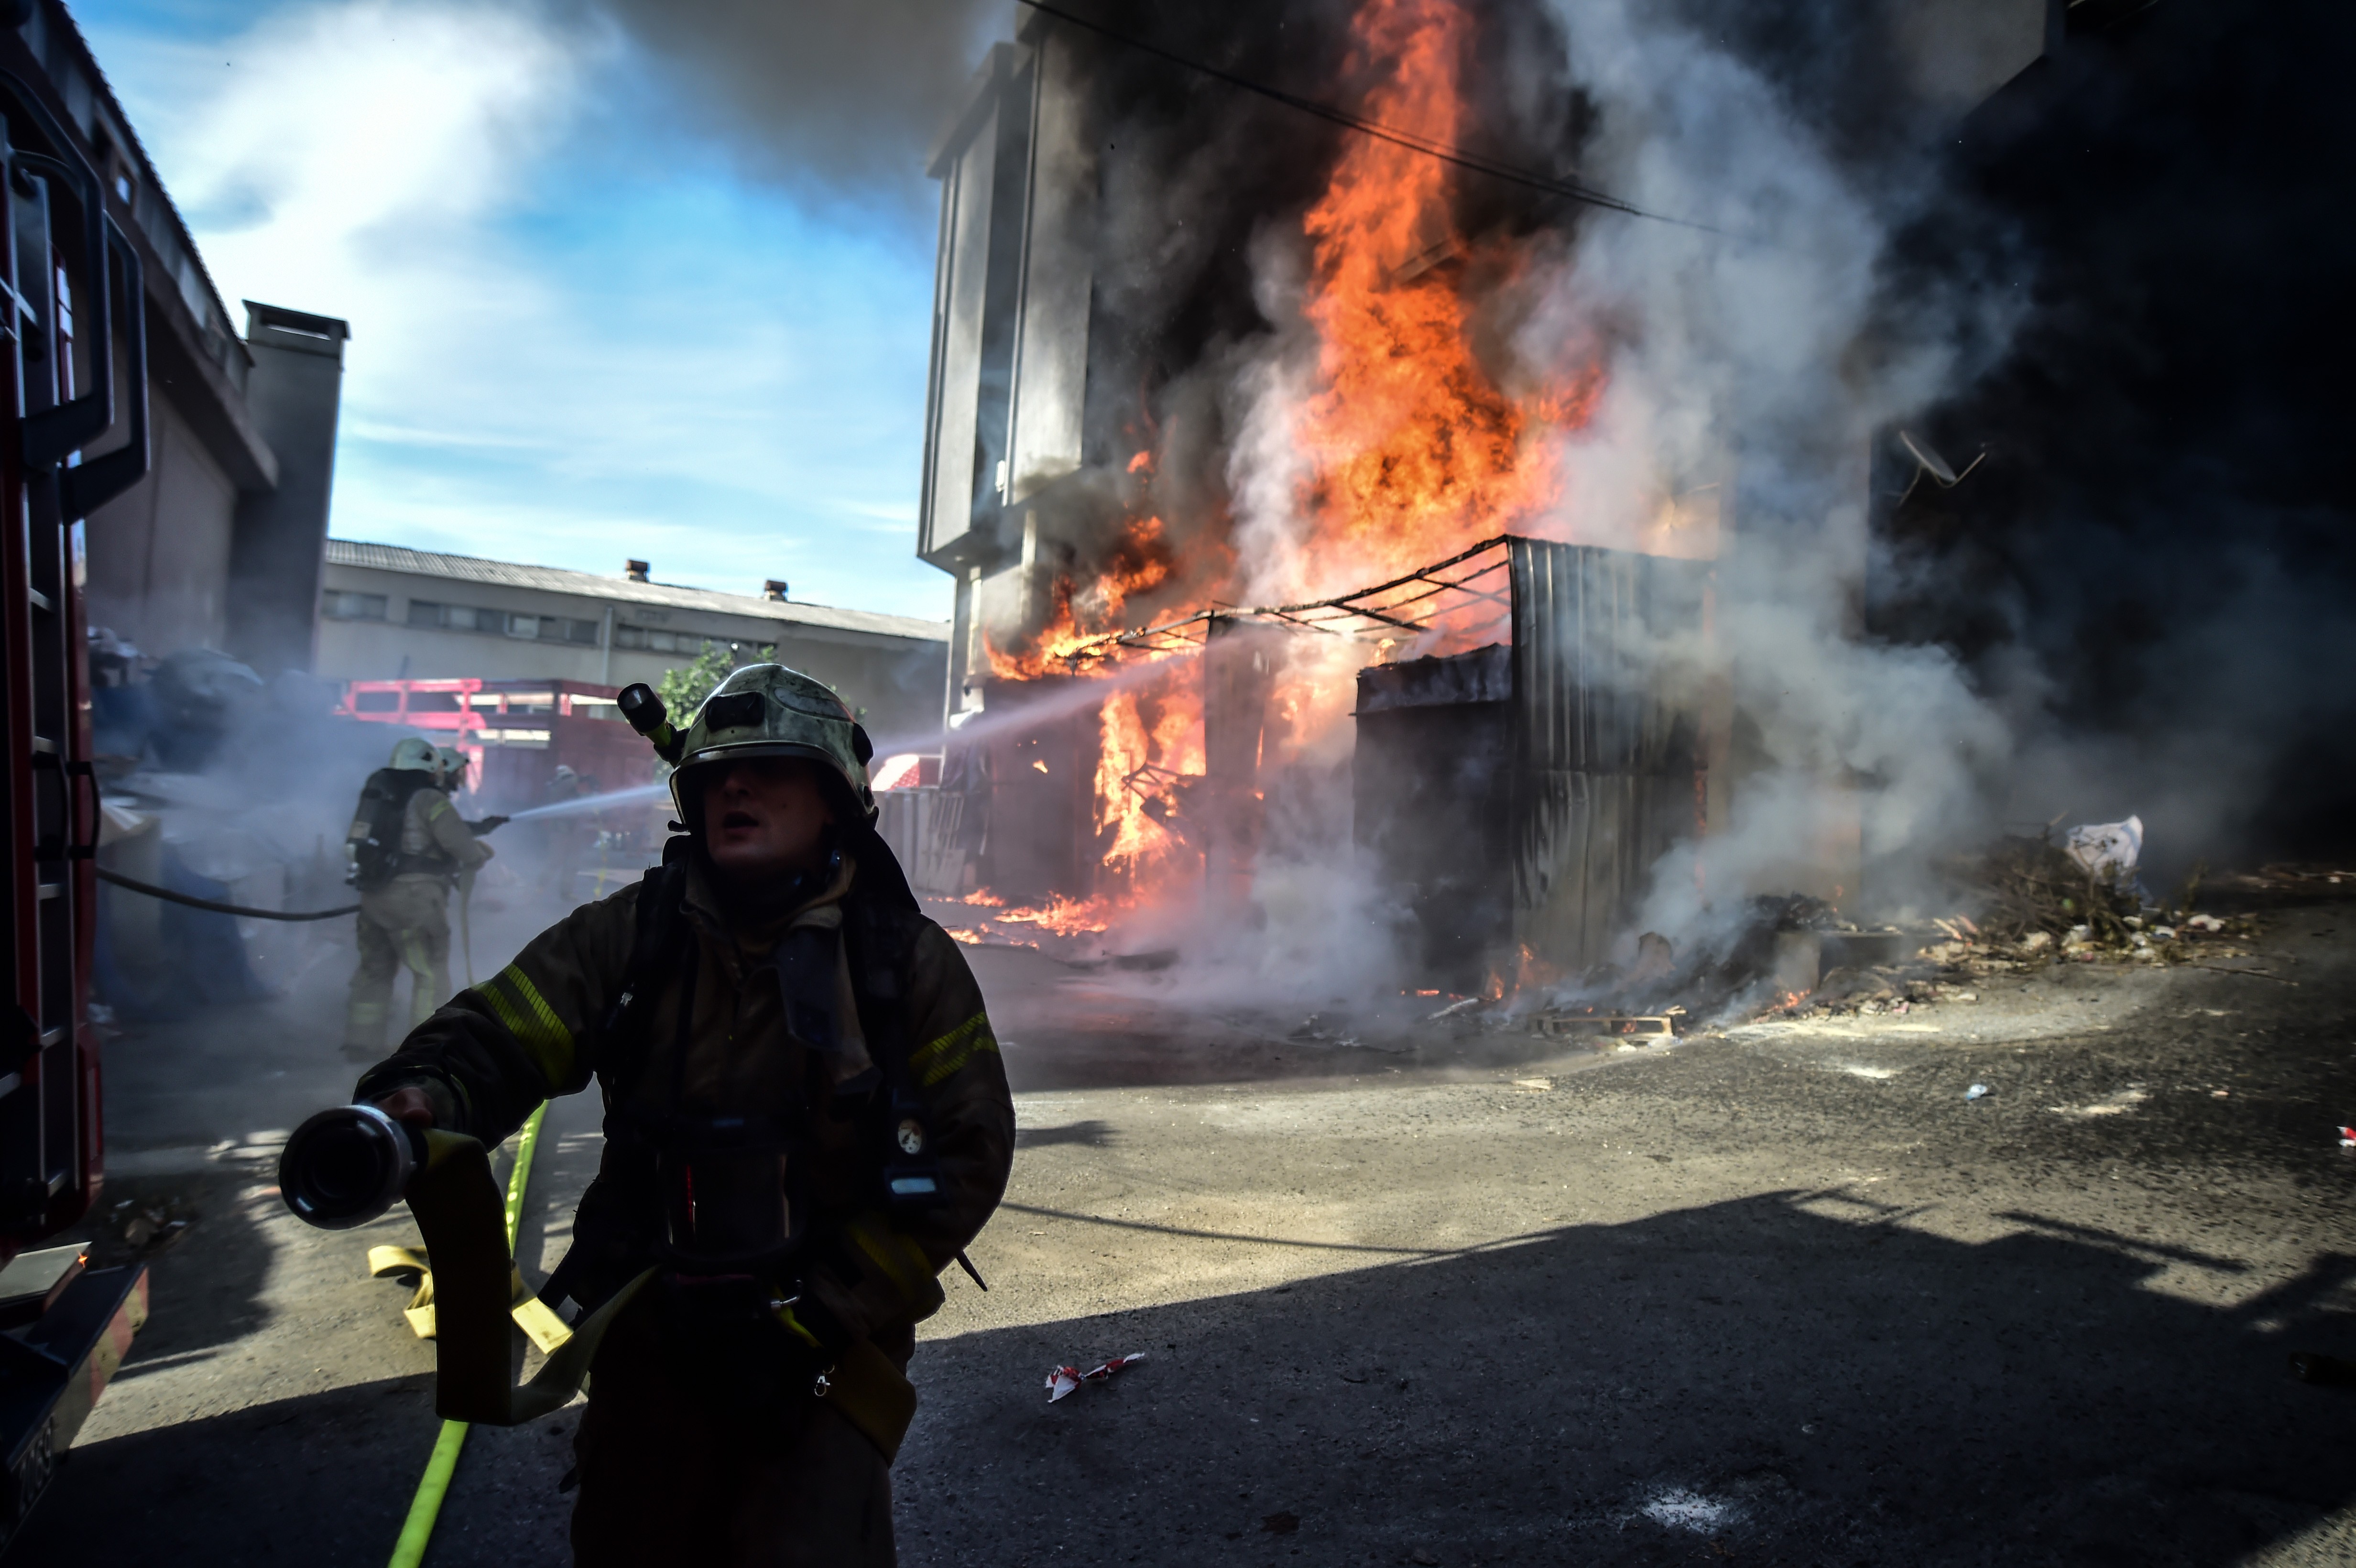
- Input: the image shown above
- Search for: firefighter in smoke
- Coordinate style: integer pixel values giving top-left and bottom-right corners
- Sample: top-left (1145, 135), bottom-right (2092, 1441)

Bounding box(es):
top-left (539, 761), bottom-right (591, 904)
top-left (343, 737), bottom-right (498, 1053)
top-left (354, 665), bottom-right (1014, 1565)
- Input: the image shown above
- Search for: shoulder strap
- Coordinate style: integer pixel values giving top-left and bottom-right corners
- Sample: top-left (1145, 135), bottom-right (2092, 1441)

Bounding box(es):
top-left (596, 844), bottom-right (695, 1098)
top-left (841, 893), bottom-right (921, 1087)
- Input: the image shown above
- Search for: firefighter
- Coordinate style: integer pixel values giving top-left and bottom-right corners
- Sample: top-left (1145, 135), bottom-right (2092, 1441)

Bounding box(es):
top-left (539, 762), bottom-right (589, 904)
top-left (343, 737), bottom-right (497, 1053)
top-left (354, 665), bottom-right (1014, 1566)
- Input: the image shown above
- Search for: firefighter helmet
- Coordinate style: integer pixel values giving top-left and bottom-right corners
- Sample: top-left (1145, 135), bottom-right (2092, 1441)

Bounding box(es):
top-left (388, 736), bottom-right (439, 773)
top-left (669, 664), bottom-right (874, 826)
top-left (435, 746), bottom-right (469, 788)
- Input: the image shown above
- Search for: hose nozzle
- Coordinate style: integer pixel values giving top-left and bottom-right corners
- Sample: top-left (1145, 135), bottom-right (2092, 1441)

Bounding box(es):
top-left (617, 682), bottom-right (684, 763)
top-left (279, 1102), bottom-right (424, 1230)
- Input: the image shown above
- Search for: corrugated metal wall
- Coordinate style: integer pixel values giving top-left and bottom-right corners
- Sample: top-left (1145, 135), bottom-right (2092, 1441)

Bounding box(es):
top-left (1507, 540), bottom-right (1704, 972)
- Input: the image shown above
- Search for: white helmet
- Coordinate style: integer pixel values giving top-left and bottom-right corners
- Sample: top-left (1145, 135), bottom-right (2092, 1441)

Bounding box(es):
top-left (389, 737), bottom-right (438, 773)
top-left (436, 746), bottom-right (469, 787)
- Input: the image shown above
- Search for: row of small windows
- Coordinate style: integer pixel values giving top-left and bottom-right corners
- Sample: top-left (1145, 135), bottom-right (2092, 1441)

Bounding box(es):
top-left (407, 600), bottom-right (604, 646)
top-left (611, 624), bottom-right (712, 655)
top-left (321, 590), bottom-right (718, 656)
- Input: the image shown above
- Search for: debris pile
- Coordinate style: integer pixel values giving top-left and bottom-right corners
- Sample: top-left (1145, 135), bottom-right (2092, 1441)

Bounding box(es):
top-left (1926, 833), bottom-right (2262, 974)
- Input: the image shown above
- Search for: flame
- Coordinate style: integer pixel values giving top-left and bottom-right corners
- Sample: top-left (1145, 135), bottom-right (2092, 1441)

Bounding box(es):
top-left (1096, 690), bottom-right (1160, 864)
top-left (1096, 677), bottom-right (1204, 885)
top-left (966, 0), bottom-right (1613, 943)
top-left (1282, 0), bottom-right (1602, 597)
top-left (1072, 517), bottom-right (1173, 628)
top-left (983, 516), bottom-right (1178, 680)
top-left (984, 587), bottom-right (1094, 680)
top-left (989, 894), bottom-right (1114, 938)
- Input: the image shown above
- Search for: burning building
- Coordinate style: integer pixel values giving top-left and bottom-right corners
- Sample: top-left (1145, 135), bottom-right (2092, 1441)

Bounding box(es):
top-left (913, 0), bottom-right (2051, 987)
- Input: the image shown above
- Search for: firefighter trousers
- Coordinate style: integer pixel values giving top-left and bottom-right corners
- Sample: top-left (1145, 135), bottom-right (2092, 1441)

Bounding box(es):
top-left (569, 1297), bottom-right (898, 1567)
top-left (345, 877), bottom-right (452, 1051)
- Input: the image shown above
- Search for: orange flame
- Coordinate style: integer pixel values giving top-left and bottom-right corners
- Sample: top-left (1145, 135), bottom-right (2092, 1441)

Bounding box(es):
top-left (989, 894), bottom-right (1115, 938)
top-left (1285, 0), bottom-right (1601, 597)
top-left (972, 0), bottom-right (1611, 934)
top-left (983, 516), bottom-right (1178, 680)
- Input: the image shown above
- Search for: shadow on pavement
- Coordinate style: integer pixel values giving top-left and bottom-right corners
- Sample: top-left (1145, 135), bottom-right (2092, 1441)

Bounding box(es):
top-left (14, 1374), bottom-right (452, 1565)
top-left (897, 1189), bottom-right (2356, 1566)
top-left (29, 1188), bottom-right (2356, 1566)
top-left (1014, 1119), bottom-right (1119, 1152)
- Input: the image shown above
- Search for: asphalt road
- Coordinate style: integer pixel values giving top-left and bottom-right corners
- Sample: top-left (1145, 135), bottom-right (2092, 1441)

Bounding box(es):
top-left (16, 885), bottom-right (2356, 1566)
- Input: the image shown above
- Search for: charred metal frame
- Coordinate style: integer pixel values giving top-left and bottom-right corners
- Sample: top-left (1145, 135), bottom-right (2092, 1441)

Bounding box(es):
top-left (967, 536), bottom-right (1706, 983)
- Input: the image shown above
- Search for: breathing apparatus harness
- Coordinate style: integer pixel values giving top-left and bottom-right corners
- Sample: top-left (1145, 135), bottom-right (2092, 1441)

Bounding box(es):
top-left (534, 831), bottom-right (946, 1350)
top-left (348, 767), bottom-right (456, 891)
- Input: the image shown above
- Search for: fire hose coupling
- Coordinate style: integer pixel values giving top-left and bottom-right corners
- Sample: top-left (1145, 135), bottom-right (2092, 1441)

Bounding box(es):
top-left (616, 682), bottom-right (684, 764)
top-left (279, 1101), bottom-right (429, 1230)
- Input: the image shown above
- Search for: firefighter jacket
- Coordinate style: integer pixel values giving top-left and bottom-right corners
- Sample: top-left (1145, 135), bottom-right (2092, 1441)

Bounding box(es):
top-left (397, 786), bottom-right (493, 882)
top-left (356, 850), bottom-right (1014, 1361)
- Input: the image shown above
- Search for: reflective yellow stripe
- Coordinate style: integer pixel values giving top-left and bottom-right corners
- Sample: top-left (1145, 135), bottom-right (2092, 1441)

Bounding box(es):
top-left (776, 1305), bottom-right (823, 1349)
top-left (908, 1012), bottom-right (998, 1088)
top-left (479, 965), bottom-right (574, 1086)
top-left (847, 1214), bottom-right (934, 1303)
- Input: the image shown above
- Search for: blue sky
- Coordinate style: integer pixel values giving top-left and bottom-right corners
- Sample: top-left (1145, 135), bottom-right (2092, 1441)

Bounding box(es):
top-left (76, 0), bottom-right (960, 621)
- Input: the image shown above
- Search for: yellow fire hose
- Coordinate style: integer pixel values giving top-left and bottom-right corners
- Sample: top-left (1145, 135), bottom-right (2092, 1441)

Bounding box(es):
top-left (378, 1102), bottom-right (921, 1565)
top-left (382, 1105), bottom-right (655, 1568)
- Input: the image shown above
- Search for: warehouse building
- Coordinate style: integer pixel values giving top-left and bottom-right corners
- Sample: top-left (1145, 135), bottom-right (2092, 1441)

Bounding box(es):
top-left (317, 541), bottom-right (950, 741)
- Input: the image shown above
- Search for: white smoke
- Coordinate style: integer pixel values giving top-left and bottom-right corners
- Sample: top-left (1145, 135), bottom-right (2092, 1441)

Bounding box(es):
top-left (1527, 0), bottom-right (2019, 931)
top-left (1194, 0), bottom-right (2027, 996)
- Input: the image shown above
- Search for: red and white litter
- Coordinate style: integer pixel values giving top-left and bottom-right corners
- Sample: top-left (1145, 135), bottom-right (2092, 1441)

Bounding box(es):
top-left (1045, 1353), bottom-right (1147, 1402)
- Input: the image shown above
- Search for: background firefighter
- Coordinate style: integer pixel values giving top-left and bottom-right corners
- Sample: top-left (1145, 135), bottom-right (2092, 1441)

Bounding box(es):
top-left (354, 665), bottom-right (1015, 1566)
top-left (343, 737), bottom-right (498, 1054)
top-left (536, 762), bottom-right (595, 905)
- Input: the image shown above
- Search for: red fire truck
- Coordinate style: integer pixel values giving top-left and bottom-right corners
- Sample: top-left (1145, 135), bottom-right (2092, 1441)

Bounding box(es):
top-left (0, 50), bottom-right (156, 1554)
top-left (332, 676), bottom-right (660, 812)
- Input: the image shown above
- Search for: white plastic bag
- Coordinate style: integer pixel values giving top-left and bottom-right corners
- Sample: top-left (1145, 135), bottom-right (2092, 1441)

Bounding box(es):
top-left (2064, 816), bottom-right (2143, 882)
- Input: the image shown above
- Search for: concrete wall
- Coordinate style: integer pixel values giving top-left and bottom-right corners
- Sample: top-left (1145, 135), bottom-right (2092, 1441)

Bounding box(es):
top-left (228, 304), bottom-right (348, 677)
top-left (85, 396), bottom-right (238, 655)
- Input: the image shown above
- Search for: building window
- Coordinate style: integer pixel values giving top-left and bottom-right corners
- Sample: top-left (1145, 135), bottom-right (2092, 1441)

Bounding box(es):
top-left (614, 624), bottom-right (707, 655)
top-left (408, 600), bottom-right (491, 633)
top-left (322, 589), bottom-right (388, 621)
top-left (404, 599), bottom-right (603, 643)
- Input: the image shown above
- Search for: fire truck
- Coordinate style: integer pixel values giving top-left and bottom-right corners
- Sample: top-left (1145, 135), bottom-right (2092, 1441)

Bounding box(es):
top-left (333, 676), bottom-right (660, 812)
top-left (0, 46), bottom-right (155, 1555)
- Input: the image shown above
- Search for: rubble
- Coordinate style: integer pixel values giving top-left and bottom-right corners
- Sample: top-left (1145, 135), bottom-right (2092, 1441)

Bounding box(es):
top-left (1745, 832), bottom-right (2274, 1025)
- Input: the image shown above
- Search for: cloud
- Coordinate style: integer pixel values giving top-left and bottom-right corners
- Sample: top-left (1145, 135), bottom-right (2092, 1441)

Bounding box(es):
top-left (86, 0), bottom-right (954, 620)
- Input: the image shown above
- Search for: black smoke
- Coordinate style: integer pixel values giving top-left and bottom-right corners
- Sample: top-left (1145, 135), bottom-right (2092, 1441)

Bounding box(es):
top-left (1870, 0), bottom-right (2356, 868)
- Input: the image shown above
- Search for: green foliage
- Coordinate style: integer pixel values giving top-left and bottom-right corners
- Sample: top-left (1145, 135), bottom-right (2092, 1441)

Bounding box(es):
top-left (654, 641), bottom-right (777, 720)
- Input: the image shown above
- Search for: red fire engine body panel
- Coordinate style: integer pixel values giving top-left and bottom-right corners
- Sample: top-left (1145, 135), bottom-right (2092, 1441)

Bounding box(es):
top-left (335, 677), bottom-right (659, 814)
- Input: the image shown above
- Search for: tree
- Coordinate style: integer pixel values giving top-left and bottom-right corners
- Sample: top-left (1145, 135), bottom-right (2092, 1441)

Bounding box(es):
top-left (654, 641), bottom-right (774, 719)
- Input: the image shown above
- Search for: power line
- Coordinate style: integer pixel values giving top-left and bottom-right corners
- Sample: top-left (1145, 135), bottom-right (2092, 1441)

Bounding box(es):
top-left (1010, 0), bottom-right (1711, 232)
